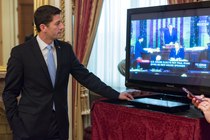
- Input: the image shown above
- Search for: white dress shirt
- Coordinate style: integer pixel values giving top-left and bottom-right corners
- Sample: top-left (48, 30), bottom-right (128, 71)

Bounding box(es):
top-left (36, 35), bottom-right (57, 68)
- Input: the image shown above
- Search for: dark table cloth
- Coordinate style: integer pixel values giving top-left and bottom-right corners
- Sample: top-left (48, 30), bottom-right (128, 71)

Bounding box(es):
top-left (91, 99), bottom-right (210, 140)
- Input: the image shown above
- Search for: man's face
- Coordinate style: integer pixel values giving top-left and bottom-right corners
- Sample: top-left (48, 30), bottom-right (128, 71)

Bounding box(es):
top-left (168, 25), bottom-right (173, 30)
top-left (44, 14), bottom-right (64, 40)
top-left (139, 38), bottom-right (144, 43)
top-left (174, 43), bottom-right (180, 49)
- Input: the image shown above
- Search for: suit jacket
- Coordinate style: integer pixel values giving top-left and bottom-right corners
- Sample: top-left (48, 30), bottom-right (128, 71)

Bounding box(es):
top-left (164, 28), bottom-right (177, 44)
top-left (2, 37), bottom-right (119, 140)
top-left (134, 41), bottom-right (148, 59)
top-left (169, 47), bottom-right (185, 60)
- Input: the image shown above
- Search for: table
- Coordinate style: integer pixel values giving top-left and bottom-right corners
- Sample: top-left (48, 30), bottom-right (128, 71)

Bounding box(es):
top-left (91, 99), bottom-right (210, 140)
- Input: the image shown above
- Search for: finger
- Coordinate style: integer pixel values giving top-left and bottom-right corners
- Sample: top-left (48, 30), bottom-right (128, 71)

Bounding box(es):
top-left (122, 94), bottom-right (133, 100)
top-left (196, 95), bottom-right (205, 101)
top-left (203, 97), bottom-right (210, 102)
top-left (192, 98), bottom-right (201, 107)
top-left (198, 103), bottom-right (206, 110)
top-left (198, 106), bottom-right (204, 112)
top-left (126, 94), bottom-right (134, 100)
top-left (198, 106), bottom-right (208, 112)
top-left (198, 102), bottom-right (209, 111)
top-left (194, 98), bottom-right (202, 104)
top-left (200, 94), bottom-right (205, 98)
top-left (192, 98), bottom-right (198, 104)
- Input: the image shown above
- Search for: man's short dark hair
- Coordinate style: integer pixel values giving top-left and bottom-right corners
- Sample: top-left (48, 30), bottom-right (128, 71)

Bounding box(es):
top-left (34, 5), bottom-right (61, 32)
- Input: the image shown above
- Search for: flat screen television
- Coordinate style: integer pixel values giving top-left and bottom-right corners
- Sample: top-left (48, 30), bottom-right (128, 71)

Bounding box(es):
top-left (126, 1), bottom-right (210, 99)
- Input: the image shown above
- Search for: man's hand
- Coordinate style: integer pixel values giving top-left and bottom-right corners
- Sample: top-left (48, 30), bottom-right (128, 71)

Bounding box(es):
top-left (118, 92), bottom-right (134, 101)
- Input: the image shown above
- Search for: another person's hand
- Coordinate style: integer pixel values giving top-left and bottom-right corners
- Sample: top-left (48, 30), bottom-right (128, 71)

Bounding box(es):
top-left (190, 95), bottom-right (205, 107)
top-left (119, 92), bottom-right (134, 101)
top-left (197, 98), bottom-right (210, 123)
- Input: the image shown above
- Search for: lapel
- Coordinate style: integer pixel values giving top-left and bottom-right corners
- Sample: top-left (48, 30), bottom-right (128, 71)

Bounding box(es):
top-left (54, 40), bottom-right (62, 87)
top-left (31, 38), bottom-right (54, 88)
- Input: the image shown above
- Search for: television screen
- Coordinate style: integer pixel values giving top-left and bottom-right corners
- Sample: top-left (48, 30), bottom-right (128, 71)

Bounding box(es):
top-left (126, 1), bottom-right (210, 96)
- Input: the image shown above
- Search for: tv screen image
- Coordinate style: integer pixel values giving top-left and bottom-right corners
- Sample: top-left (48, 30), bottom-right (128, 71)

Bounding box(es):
top-left (126, 1), bottom-right (210, 99)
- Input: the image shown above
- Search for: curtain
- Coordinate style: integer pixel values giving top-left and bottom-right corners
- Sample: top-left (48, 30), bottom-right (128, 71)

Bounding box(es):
top-left (72, 0), bottom-right (103, 139)
top-left (87, 0), bottom-right (168, 89)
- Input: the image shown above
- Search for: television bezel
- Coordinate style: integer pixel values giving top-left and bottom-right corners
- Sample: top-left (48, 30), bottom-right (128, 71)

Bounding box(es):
top-left (125, 1), bottom-right (210, 96)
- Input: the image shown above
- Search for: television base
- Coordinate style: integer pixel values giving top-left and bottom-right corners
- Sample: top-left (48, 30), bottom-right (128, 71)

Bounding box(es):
top-left (129, 97), bottom-right (190, 113)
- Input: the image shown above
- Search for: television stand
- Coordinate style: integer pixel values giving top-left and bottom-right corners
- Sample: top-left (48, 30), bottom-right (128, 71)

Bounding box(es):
top-left (127, 91), bottom-right (190, 113)
top-left (129, 97), bottom-right (189, 113)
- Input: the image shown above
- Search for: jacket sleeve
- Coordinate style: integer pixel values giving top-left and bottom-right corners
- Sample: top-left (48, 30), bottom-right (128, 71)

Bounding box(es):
top-left (2, 46), bottom-right (24, 128)
top-left (68, 46), bottom-right (120, 99)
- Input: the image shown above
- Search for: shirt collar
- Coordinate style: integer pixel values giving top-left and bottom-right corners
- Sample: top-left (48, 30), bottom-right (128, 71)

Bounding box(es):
top-left (36, 35), bottom-right (55, 50)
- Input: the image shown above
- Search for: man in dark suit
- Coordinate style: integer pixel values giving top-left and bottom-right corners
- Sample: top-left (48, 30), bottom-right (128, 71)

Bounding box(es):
top-left (164, 24), bottom-right (177, 45)
top-left (169, 42), bottom-right (185, 60)
top-left (132, 36), bottom-right (153, 68)
top-left (134, 36), bottom-right (148, 60)
top-left (2, 5), bottom-right (133, 140)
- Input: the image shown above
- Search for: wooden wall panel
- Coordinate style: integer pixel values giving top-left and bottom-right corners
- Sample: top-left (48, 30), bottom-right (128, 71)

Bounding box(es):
top-left (18, 0), bottom-right (34, 44)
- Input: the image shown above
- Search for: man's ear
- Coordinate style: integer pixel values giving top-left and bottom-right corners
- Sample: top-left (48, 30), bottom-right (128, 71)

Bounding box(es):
top-left (40, 24), bottom-right (47, 32)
